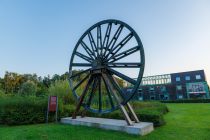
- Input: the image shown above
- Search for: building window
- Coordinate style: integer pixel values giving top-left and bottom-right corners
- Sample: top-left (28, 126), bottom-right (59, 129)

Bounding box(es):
top-left (176, 85), bottom-right (182, 90)
top-left (161, 86), bottom-right (166, 92)
top-left (149, 87), bottom-right (154, 90)
top-left (138, 89), bottom-right (143, 100)
top-left (150, 96), bottom-right (155, 100)
top-left (185, 76), bottom-right (190, 81)
top-left (138, 97), bottom-right (143, 100)
top-left (196, 75), bottom-right (201, 80)
top-left (176, 77), bottom-right (181, 82)
top-left (178, 95), bottom-right (183, 99)
top-left (138, 88), bottom-right (142, 92)
top-left (160, 94), bottom-right (169, 100)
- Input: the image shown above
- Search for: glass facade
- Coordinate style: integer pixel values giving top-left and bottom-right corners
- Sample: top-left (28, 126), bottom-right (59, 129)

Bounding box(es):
top-left (186, 82), bottom-right (209, 98)
top-left (125, 70), bottom-right (209, 100)
top-left (141, 74), bottom-right (171, 85)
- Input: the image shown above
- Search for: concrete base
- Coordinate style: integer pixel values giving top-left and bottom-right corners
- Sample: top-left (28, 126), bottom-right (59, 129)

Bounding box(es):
top-left (60, 116), bottom-right (154, 135)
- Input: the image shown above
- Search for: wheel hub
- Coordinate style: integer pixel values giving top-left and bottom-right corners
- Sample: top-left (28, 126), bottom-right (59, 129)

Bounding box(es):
top-left (92, 58), bottom-right (104, 68)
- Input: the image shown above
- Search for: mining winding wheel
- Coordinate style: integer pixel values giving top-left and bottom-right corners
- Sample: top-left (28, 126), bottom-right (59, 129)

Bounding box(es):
top-left (69, 19), bottom-right (145, 125)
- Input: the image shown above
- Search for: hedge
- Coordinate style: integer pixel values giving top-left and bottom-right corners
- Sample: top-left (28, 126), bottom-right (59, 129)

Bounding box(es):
top-left (161, 99), bottom-right (210, 103)
top-left (0, 97), bottom-right (168, 127)
top-left (0, 96), bottom-right (58, 125)
top-left (61, 101), bottom-right (168, 127)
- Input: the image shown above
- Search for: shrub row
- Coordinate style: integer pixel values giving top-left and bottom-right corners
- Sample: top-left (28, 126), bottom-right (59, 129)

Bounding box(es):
top-left (61, 101), bottom-right (168, 127)
top-left (0, 96), bottom-right (57, 125)
top-left (0, 97), bottom-right (168, 127)
top-left (161, 99), bottom-right (210, 103)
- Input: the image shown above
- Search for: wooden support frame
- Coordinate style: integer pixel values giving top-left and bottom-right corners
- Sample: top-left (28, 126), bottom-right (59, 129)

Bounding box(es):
top-left (102, 73), bottom-right (139, 125)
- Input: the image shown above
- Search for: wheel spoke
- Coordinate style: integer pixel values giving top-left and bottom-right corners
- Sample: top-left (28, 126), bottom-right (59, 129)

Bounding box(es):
top-left (109, 25), bottom-right (124, 50)
top-left (102, 23), bottom-right (112, 57)
top-left (107, 62), bottom-right (142, 68)
top-left (97, 25), bottom-right (103, 57)
top-left (107, 46), bottom-right (140, 63)
top-left (73, 73), bottom-right (90, 90)
top-left (80, 76), bottom-right (93, 98)
top-left (75, 52), bottom-right (93, 63)
top-left (102, 75), bottom-right (115, 109)
top-left (98, 76), bottom-right (102, 112)
top-left (86, 77), bottom-right (98, 107)
top-left (81, 41), bottom-right (95, 59)
top-left (70, 68), bottom-right (91, 79)
top-left (107, 74), bottom-right (126, 100)
top-left (72, 63), bottom-right (92, 67)
top-left (103, 25), bottom-right (124, 58)
top-left (73, 75), bottom-right (93, 117)
top-left (105, 33), bottom-right (133, 60)
top-left (88, 32), bottom-right (98, 57)
top-left (107, 68), bottom-right (136, 85)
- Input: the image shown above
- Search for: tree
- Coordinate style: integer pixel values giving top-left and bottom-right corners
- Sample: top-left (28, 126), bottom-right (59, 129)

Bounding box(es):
top-left (18, 81), bottom-right (37, 96)
top-left (4, 71), bottom-right (25, 94)
top-left (43, 75), bottom-right (51, 88)
top-left (114, 76), bottom-right (124, 87)
top-left (51, 74), bottom-right (61, 83)
top-left (0, 77), bottom-right (4, 91)
top-left (22, 73), bottom-right (39, 84)
top-left (60, 72), bottom-right (69, 80)
top-left (48, 80), bottom-right (75, 104)
top-left (36, 82), bottom-right (48, 97)
top-left (0, 89), bottom-right (5, 97)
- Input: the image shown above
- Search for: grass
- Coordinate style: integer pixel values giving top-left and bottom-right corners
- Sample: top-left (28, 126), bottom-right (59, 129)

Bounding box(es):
top-left (0, 103), bottom-right (210, 140)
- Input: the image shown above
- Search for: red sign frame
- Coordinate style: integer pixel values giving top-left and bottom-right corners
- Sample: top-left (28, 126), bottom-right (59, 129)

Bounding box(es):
top-left (49, 96), bottom-right (57, 112)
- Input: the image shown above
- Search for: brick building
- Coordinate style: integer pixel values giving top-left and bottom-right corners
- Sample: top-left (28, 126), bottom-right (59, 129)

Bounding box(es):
top-left (125, 70), bottom-right (210, 100)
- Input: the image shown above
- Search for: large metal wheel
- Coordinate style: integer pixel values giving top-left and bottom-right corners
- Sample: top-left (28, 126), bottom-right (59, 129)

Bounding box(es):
top-left (69, 19), bottom-right (145, 114)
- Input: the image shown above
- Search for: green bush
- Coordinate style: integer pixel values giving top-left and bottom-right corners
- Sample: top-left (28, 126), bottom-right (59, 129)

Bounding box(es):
top-left (61, 101), bottom-right (168, 127)
top-left (36, 84), bottom-right (48, 97)
top-left (0, 89), bottom-right (5, 97)
top-left (131, 101), bottom-right (169, 114)
top-left (0, 95), bottom-right (168, 127)
top-left (131, 101), bottom-right (168, 126)
top-left (161, 99), bottom-right (210, 103)
top-left (18, 81), bottom-right (37, 96)
top-left (48, 80), bottom-right (75, 105)
top-left (0, 96), bottom-right (48, 125)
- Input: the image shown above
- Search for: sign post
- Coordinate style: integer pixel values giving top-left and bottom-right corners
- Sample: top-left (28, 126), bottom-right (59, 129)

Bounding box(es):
top-left (46, 96), bottom-right (58, 123)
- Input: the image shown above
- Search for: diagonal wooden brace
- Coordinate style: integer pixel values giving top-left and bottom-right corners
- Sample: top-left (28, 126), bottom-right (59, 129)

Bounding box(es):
top-left (72, 76), bottom-right (93, 119)
top-left (102, 73), bottom-right (134, 125)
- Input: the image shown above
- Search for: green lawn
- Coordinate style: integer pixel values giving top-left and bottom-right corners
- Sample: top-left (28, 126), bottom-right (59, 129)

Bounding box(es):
top-left (0, 103), bottom-right (210, 140)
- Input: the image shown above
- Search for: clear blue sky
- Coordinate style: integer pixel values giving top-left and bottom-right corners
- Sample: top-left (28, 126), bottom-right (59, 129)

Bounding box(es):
top-left (0, 0), bottom-right (210, 83)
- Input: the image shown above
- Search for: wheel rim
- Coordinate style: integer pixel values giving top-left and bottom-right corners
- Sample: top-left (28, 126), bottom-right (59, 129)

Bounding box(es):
top-left (69, 19), bottom-right (145, 114)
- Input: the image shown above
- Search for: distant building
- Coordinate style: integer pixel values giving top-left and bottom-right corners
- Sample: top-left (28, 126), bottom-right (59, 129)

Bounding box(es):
top-left (125, 70), bottom-right (210, 100)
